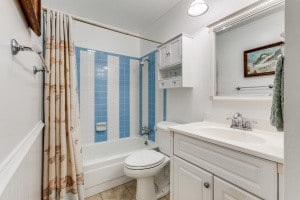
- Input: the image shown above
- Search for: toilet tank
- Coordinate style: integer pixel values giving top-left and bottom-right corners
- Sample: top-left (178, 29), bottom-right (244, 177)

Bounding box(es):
top-left (156, 121), bottom-right (180, 156)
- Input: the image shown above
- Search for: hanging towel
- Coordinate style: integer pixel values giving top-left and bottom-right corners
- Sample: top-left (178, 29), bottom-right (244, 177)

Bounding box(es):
top-left (271, 56), bottom-right (284, 131)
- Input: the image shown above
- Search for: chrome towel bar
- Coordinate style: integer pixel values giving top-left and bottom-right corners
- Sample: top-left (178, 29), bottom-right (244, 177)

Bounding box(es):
top-left (236, 84), bottom-right (273, 91)
top-left (11, 39), bottom-right (49, 74)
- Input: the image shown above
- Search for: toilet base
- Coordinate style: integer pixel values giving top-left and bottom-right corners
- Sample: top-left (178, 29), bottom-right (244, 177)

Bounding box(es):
top-left (136, 177), bottom-right (156, 200)
top-left (155, 184), bottom-right (170, 199)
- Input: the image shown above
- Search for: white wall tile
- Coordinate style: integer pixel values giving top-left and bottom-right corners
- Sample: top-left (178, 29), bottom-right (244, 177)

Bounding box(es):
top-left (130, 59), bottom-right (140, 137)
top-left (107, 55), bottom-right (120, 141)
top-left (155, 52), bottom-right (164, 124)
top-left (80, 51), bottom-right (95, 144)
top-left (142, 58), bottom-right (149, 128)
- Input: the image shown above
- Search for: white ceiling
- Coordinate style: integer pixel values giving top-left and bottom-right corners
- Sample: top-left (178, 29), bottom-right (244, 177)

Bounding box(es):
top-left (42, 0), bottom-right (183, 33)
top-left (140, 0), bottom-right (260, 41)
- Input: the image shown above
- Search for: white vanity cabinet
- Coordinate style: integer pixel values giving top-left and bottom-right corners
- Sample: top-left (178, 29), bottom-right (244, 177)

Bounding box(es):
top-left (157, 34), bottom-right (194, 89)
top-left (173, 156), bottom-right (213, 200)
top-left (214, 177), bottom-right (261, 200)
top-left (171, 133), bottom-right (283, 200)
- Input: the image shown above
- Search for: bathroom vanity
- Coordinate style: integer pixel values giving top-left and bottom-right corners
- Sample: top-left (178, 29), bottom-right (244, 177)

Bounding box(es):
top-left (169, 121), bottom-right (284, 200)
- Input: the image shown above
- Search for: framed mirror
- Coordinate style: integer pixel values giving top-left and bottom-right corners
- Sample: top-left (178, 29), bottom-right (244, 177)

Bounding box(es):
top-left (209, 0), bottom-right (284, 100)
top-left (20, 0), bottom-right (41, 36)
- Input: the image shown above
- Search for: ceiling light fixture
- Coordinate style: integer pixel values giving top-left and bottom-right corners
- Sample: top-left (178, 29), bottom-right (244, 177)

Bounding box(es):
top-left (188, 0), bottom-right (209, 17)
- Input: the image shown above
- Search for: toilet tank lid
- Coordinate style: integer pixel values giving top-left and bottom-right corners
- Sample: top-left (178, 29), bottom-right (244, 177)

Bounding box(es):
top-left (157, 121), bottom-right (180, 131)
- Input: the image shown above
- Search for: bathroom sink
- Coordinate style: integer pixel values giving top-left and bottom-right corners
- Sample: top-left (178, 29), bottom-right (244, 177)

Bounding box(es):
top-left (198, 127), bottom-right (266, 144)
top-left (170, 121), bottom-right (283, 163)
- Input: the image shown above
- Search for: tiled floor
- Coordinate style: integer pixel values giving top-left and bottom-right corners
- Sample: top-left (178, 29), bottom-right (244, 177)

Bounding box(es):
top-left (85, 180), bottom-right (170, 200)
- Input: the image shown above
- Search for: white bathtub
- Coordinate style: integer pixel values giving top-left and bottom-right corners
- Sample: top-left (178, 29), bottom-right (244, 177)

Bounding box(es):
top-left (83, 136), bottom-right (157, 197)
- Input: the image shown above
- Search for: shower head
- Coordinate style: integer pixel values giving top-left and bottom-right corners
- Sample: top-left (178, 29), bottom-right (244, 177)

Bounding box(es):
top-left (140, 58), bottom-right (149, 66)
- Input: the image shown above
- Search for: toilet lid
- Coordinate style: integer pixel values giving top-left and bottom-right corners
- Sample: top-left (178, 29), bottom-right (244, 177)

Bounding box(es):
top-left (124, 150), bottom-right (165, 169)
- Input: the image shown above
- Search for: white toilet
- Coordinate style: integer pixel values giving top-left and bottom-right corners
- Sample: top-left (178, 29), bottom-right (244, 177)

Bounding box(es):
top-left (124, 121), bottom-right (179, 200)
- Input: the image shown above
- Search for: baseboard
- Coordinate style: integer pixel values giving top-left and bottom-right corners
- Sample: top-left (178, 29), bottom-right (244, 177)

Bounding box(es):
top-left (0, 121), bottom-right (44, 196)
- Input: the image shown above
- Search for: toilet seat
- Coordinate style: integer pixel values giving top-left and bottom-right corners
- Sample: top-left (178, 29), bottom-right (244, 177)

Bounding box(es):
top-left (124, 150), bottom-right (165, 170)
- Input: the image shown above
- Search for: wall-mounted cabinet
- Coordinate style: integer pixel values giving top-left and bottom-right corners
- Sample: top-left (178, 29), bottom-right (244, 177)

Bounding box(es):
top-left (158, 34), bottom-right (194, 89)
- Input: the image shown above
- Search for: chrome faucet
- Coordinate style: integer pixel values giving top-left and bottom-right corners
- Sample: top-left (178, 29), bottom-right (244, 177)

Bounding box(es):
top-left (227, 113), bottom-right (257, 131)
top-left (141, 126), bottom-right (151, 136)
top-left (227, 112), bottom-right (243, 129)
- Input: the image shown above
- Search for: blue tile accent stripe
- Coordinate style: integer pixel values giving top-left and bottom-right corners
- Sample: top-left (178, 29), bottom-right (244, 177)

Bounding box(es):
top-left (94, 51), bottom-right (108, 142)
top-left (148, 52), bottom-right (156, 141)
top-left (139, 61), bottom-right (143, 135)
top-left (163, 89), bottom-right (167, 121)
top-left (119, 56), bottom-right (131, 138)
top-left (139, 50), bottom-right (162, 142)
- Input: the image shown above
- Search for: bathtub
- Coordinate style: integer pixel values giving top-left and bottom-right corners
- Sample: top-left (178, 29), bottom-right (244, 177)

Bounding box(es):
top-left (83, 136), bottom-right (157, 198)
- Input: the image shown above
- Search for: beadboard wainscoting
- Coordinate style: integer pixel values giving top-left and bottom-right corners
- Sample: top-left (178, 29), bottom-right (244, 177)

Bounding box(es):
top-left (0, 121), bottom-right (44, 200)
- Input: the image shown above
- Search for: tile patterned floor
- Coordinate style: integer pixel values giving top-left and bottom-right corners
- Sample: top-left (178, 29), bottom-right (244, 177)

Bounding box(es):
top-left (85, 180), bottom-right (170, 200)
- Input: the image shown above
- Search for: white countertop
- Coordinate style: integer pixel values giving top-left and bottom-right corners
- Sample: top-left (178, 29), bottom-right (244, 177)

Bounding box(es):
top-left (170, 121), bottom-right (284, 164)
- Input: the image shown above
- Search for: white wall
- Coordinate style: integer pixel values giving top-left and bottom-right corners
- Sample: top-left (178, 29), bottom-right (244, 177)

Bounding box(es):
top-left (140, 39), bottom-right (158, 57)
top-left (217, 10), bottom-right (284, 96)
top-left (166, 28), bottom-right (213, 123)
top-left (74, 21), bottom-right (140, 57)
top-left (141, 0), bottom-right (276, 122)
top-left (141, 0), bottom-right (259, 43)
top-left (0, 0), bottom-right (43, 199)
top-left (284, 0), bottom-right (300, 199)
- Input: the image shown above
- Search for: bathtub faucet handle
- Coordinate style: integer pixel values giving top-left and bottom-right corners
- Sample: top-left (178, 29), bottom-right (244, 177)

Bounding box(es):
top-left (141, 126), bottom-right (150, 136)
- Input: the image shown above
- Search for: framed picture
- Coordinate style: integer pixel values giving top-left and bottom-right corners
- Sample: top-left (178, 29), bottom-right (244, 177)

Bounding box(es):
top-left (244, 41), bottom-right (284, 77)
top-left (19, 0), bottom-right (41, 36)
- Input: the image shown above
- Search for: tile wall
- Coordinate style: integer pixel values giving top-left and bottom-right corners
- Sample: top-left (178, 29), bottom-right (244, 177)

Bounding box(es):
top-left (76, 47), bottom-right (166, 144)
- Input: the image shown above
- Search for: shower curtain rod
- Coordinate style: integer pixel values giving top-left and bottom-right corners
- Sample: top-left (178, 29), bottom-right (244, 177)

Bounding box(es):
top-left (42, 7), bottom-right (162, 45)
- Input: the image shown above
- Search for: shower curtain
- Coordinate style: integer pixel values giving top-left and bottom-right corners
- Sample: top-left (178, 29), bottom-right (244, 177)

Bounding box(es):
top-left (43, 10), bottom-right (84, 200)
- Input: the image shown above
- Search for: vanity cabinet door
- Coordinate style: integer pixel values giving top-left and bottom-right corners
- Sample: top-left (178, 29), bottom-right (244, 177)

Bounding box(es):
top-left (214, 177), bottom-right (261, 200)
top-left (173, 156), bottom-right (213, 200)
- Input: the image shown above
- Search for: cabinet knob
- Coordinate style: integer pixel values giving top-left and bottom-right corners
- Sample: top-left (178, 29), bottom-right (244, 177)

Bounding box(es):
top-left (204, 182), bottom-right (210, 188)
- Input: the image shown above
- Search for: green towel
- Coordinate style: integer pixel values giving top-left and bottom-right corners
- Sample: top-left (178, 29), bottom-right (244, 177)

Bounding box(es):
top-left (271, 57), bottom-right (284, 131)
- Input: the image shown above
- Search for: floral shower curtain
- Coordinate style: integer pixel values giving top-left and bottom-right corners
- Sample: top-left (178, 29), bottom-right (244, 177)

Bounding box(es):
top-left (43, 10), bottom-right (84, 200)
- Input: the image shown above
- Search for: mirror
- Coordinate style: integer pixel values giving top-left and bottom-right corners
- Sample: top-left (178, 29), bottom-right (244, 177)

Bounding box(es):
top-left (212, 2), bottom-right (284, 98)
